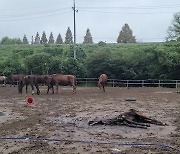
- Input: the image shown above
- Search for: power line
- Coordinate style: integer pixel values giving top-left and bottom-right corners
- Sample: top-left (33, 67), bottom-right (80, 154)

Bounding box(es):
top-left (0, 8), bottom-right (71, 18)
top-left (77, 5), bottom-right (180, 10)
top-left (0, 11), bottom-right (72, 22)
top-left (78, 9), bottom-right (178, 15)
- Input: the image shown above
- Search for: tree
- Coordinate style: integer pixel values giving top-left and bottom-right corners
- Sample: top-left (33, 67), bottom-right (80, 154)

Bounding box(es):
top-left (117, 23), bottom-right (136, 43)
top-left (24, 53), bottom-right (51, 74)
top-left (48, 32), bottom-right (54, 44)
top-left (0, 37), bottom-right (22, 45)
top-left (83, 28), bottom-right (93, 44)
top-left (34, 32), bottom-right (40, 44)
top-left (166, 12), bottom-right (180, 41)
top-left (40, 31), bottom-right (48, 44)
top-left (22, 35), bottom-right (29, 44)
top-left (65, 27), bottom-right (73, 44)
top-left (56, 33), bottom-right (63, 44)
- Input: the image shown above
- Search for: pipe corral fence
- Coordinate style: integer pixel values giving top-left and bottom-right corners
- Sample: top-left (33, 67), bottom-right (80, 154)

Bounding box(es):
top-left (77, 78), bottom-right (180, 89)
top-left (2, 78), bottom-right (180, 89)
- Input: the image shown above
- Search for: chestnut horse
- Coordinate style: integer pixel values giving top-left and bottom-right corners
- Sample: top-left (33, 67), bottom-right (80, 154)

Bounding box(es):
top-left (98, 74), bottom-right (108, 92)
top-left (47, 74), bottom-right (77, 94)
top-left (0, 76), bottom-right (7, 87)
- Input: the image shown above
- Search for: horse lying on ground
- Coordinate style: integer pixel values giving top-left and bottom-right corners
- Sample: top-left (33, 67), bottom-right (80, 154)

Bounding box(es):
top-left (0, 76), bottom-right (7, 87)
top-left (88, 109), bottom-right (167, 129)
top-left (6, 74), bottom-right (24, 87)
top-left (47, 74), bottom-right (77, 94)
top-left (98, 74), bottom-right (108, 92)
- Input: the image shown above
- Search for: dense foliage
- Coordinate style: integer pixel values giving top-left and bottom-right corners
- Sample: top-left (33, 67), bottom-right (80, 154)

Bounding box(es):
top-left (0, 42), bottom-right (180, 80)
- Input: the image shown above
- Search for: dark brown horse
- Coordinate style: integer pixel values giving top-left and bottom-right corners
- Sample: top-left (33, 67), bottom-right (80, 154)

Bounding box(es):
top-left (47, 74), bottom-right (77, 94)
top-left (6, 75), bottom-right (24, 87)
top-left (18, 75), bottom-right (40, 95)
top-left (18, 75), bottom-right (53, 95)
top-left (98, 74), bottom-right (108, 92)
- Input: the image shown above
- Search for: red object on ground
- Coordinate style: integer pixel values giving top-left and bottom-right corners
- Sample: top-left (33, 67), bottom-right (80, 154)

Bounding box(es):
top-left (26, 97), bottom-right (34, 105)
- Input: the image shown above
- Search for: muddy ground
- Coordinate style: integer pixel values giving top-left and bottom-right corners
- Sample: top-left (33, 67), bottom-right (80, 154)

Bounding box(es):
top-left (0, 86), bottom-right (179, 154)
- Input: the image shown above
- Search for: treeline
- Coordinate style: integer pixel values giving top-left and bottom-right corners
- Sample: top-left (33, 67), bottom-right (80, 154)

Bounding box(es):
top-left (0, 27), bottom-right (94, 45)
top-left (0, 42), bottom-right (180, 80)
top-left (0, 23), bottom-right (137, 45)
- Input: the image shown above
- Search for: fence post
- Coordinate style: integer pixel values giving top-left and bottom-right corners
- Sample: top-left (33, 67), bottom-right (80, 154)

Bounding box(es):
top-left (158, 80), bottom-right (161, 87)
top-left (113, 79), bottom-right (115, 87)
top-left (142, 80), bottom-right (144, 87)
top-left (176, 80), bottom-right (178, 89)
top-left (86, 78), bottom-right (87, 87)
top-left (127, 80), bottom-right (129, 88)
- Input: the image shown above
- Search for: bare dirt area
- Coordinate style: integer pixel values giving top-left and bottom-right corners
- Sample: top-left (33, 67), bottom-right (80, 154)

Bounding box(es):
top-left (0, 86), bottom-right (179, 154)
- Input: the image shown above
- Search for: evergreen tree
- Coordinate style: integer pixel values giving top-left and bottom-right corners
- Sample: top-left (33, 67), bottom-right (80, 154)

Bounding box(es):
top-left (117, 23), bottom-right (136, 43)
top-left (83, 28), bottom-right (93, 44)
top-left (48, 32), bottom-right (54, 44)
top-left (166, 12), bottom-right (180, 41)
top-left (65, 27), bottom-right (73, 44)
top-left (22, 35), bottom-right (29, 44)
top-left (34, 32), bottom-right (40, 44)
top-left (40, 31), bottom-right (48, 44)
top-left (56, 33), bottom-right (63, 44)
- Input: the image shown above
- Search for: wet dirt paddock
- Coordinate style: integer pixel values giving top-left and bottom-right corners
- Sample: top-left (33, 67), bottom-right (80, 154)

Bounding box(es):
top-left (0, 86), bottom-right (179, 154)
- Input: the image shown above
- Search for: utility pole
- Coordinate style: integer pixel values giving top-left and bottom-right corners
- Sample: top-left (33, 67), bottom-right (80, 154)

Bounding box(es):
top-left (72, 0), bottom-right (78, 59)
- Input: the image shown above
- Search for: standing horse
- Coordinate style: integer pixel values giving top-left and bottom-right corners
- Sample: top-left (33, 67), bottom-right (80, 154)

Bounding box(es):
top-left (98, 74), bottom-right (108, 92)
top-left (47, 74), bottom-right (77, 94)
top-left (18, 75), bottom-right (40, 95)
top-left (0, 76), bottom-right (7, 87)
top-left (18, 75), bottom-right (52, 95)
top-left (6, 74), bottom-right (24, 87)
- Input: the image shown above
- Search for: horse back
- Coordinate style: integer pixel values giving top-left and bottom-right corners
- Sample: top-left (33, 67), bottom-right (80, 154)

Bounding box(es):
top-left (52, 74), bottom-right (76, 86)
top-left (99, 74), bottom-right (108, 84)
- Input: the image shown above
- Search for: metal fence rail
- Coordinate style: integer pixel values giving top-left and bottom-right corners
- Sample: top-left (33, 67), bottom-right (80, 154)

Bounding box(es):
top-left (77, 78), bottom-right (180, 88)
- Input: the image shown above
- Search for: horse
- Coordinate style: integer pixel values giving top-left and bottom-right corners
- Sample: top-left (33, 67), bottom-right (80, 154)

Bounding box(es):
top-left (18, 75), bottom-right (53, 95)
top-left (47, 74), bottom-right (77, 94)
top-left (6, 74), bottom-right (24, 87)
top-left (18, 75), bottom-right (40, 95)
top-left (0, 76), bottom-right (7, 87)
top-left (98, 74), bottom-right (108, 92)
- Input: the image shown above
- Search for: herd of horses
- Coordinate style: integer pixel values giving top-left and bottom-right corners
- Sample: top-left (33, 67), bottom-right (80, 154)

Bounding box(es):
top-left (0, 73), bottom-right (108, 95)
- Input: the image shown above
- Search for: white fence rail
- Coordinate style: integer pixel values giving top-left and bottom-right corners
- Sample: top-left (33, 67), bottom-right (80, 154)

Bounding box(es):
top-left (77, 78), bottom-right (180, 89)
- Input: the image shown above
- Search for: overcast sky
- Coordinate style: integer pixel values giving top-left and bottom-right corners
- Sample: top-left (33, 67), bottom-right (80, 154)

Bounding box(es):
top-left (0, 0), bottom-right (180, 43)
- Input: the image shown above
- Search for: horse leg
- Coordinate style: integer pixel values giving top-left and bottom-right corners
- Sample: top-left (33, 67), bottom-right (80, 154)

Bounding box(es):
top-left (26, 84), bottom-right (28, 93)
top-left (56, 85), bottom-right (58, 94)
top-left (102, 85), bottom-right (105, 92)
top-left (31, 84), bottom-right (35, 95)
top-left (47, 85), bottom-right (50, 94)
top-left (47, 84), bottom-right (53, 94)
top-left (73, 84), bottom-right (76, 93)
top-left (35, 84), bottom-right (40, 95)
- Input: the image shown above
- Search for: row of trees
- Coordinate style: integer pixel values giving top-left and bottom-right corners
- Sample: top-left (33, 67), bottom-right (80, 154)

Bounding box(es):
top-left (0, 42), bottom-right (180, 80)
top-left (0, 24), bottom-right (136, 45)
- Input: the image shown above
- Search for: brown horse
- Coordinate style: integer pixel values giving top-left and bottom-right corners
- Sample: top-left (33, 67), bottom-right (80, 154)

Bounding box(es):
top-left (6, 74), bottom-right (24, 87)
top-left (47, 74), bottom-right (77, 94)
top-left (0, 76), bottom-right (7, 87)
top-left (98, 74), bottom-right (108, 92)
